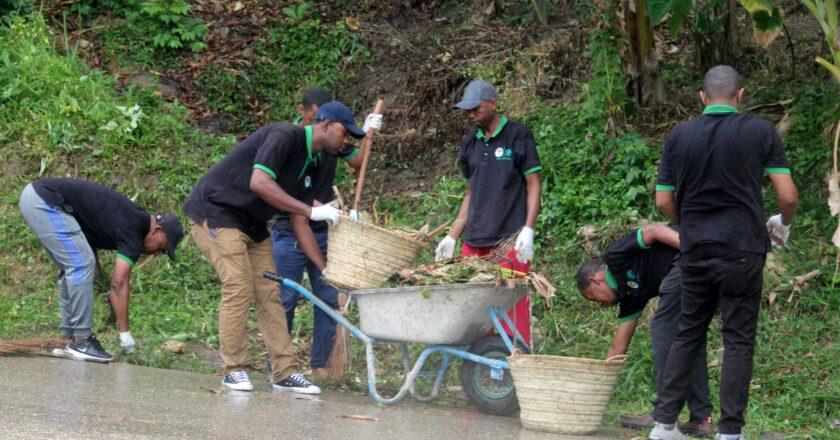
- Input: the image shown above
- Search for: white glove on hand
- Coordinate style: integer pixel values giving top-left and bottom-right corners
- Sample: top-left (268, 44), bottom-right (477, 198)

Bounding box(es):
top-left (766, 214), bottom-right (790, 248)
top-left (349, 209), bottom-right (363, 223)
top-left (514, 227), bottom-right (535, 264)
top-left (310, 204), bottom-right (341, 226)
top-left (435, 235), bottom-right (456, 262)
top-left (119, 331), bottom-right (136, 354)
top-left (362, 113), bottom-right (383, 133)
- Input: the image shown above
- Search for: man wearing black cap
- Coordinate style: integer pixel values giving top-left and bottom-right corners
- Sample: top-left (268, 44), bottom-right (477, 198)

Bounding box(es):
top-left (271, 88), bottom-right (381, 381)
top-left (435, 79), bottom-right (542, 347)
top-left (184, 100), bottom-right (366, 394)
top-left (18, 178), bottom-right (184, 362)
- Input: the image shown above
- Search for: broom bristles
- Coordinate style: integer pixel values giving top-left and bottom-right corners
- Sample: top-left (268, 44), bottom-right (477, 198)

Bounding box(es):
top-left (0, 337), bottom-right (67, 355)
top-left (326, 292), bottom-right (351, 381)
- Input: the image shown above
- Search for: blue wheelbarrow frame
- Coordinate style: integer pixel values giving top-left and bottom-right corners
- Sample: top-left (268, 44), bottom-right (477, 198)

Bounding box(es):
top-left (263, 271), bottom-right (528, 408)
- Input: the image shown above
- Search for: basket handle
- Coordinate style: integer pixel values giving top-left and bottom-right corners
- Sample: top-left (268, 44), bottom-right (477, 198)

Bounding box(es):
top-left (606, 354), bottom-right (630, 362)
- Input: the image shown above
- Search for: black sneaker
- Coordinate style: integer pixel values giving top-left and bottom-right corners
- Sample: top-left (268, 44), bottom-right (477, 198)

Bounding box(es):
top-left (66, 334), bottom-right (113, 363)
top-left (272, 373), bottom-right (321, 395)
top-left (221, 370), bottom-right (254, 391)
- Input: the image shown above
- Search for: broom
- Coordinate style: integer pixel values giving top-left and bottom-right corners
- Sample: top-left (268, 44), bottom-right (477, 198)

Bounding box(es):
top-left (325, 291), bottom-right (352, 381)
top-left (0, 337), bottom-right (67, 355)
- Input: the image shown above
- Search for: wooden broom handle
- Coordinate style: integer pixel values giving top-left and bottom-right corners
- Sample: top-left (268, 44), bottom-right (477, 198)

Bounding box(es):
top-left (353, 99), bottom-right (384, 212)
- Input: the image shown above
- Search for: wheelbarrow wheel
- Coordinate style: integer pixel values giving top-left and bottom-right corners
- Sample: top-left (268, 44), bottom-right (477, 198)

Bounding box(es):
top-left (460, 335), bottom-right (529, 416)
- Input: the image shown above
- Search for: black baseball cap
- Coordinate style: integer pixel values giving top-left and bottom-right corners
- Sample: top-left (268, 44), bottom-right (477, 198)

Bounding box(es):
top-left (156, 214), bottom-right (184, 260)
top-left (314, 101), bottom-right (367, 139)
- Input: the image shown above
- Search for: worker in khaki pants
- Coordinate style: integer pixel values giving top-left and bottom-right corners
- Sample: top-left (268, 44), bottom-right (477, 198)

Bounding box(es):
top-left (191, 224), bottom-right (295, 383)
top-left (184, 101), bottom-right (367, 393)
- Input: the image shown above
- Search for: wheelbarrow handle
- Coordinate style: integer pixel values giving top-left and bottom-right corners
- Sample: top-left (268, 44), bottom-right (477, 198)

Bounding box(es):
top-left (263, 271), bottom-right (285, 283)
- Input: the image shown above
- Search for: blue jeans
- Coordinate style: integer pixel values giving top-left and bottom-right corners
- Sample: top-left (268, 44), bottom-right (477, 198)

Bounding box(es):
top-left (271, 228), bottom-right (338, 368)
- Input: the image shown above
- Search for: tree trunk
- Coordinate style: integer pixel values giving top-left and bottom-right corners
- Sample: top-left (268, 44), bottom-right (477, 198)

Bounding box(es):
top-left (624, 0), bottom-right (665, 106)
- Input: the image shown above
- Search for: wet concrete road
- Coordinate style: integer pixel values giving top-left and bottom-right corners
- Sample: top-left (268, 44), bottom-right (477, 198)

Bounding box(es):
top-left (0, 357), bottom-right (635, 439)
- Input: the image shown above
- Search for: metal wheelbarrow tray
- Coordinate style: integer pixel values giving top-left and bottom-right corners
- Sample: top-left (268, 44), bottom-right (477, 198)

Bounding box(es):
top-left (352, 282), bottom-right (527, 345)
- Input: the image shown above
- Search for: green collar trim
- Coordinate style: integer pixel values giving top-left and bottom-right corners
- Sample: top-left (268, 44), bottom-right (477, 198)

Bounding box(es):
top-left (605, 266), bottom-right (618, 289)
top-left (299, 125), bottom-right (317, 180)
top-left (293, 115), bottom-right (303, 125)
top-left (703, 104), bottom-right (739, 115)
top-left (475, 116), bottom-right (508, 141)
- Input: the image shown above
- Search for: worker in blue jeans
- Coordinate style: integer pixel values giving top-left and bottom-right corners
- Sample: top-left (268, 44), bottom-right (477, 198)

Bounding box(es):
top-left (271, 88), bottom-right (382, 379)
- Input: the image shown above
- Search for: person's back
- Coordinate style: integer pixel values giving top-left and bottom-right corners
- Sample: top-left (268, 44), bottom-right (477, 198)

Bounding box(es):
top-left (661, 112), bottom-right (786, 253)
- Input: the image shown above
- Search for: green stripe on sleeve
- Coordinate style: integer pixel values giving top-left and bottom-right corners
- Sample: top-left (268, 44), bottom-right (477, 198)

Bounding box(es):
top-left (636, 227), bottom-right (650, 249)
top-left (618, 310), bottom-right (643, 323)
top-left (765, 167), bottom-right (790, 175)
top-left (116, 253), bottom-right (135, 268)
top-left (656, 184), bottom-right (676, 191)
top-left (253, 164), bottom-right (277, 179)
top-left (341, 148), bottom-right (359, 161)
top-left (523, 165), bottom-right (543, 175)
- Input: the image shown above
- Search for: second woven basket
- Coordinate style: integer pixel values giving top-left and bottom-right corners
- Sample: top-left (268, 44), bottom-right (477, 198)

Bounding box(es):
top-left (507, 354), bottom-right (628, 434)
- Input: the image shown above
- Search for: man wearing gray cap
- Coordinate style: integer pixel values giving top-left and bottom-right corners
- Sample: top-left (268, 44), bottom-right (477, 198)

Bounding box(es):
top-left (435, 79), bottom-right (542, 347)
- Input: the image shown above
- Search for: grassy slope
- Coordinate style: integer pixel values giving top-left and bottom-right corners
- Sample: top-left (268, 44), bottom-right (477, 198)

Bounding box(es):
top-left (0, 9), bottom-right (838, 439)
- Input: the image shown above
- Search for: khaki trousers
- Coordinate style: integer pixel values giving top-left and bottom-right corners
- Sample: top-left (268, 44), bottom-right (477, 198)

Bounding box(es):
top-left (191, 221), bottom-right (296, 382)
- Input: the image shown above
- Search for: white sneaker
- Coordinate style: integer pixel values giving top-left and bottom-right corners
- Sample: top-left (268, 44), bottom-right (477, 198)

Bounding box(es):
top-left (649, 422), bottom-right (688, 440)
top-left (716, 434), bottom-right (746, 440)
top-left (221, 370), bottom-right (253, 391)
top-left (272, 373), bottom-right (321, 395)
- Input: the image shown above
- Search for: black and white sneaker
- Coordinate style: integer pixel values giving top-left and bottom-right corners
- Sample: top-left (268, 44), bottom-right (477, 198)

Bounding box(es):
top-left (66, 334), bottom-right (113, 363)
top-left (221, 370), bottom-right (254, 391)
top-left (272, 373), bottom-right (321, 395)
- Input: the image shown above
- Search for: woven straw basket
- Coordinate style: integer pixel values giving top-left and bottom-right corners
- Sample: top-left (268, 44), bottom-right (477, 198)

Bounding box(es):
top-left (508, 354), bottom-right (628, 434)
top-left (324, 216), bottom-right (426, 290)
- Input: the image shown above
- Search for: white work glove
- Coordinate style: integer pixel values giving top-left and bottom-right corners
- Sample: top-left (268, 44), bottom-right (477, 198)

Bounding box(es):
top-left (119, 331), bottom-right (136, 354)
top-left (514, 227), bottom-right (535, 264)
top-left (310, 204), bottom-right (341, 226)
top-left (362, 113), bottom-right (383, 133)
top-left (766, 214), bottom-right (790, 248)
top-left (435, 235), bottom-right (457, 262)
top-left (349, 209), bottom-right (363, 222)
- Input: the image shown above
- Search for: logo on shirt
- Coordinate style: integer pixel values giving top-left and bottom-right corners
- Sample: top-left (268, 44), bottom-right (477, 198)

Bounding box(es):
top-left (625, 270), bottom-right (640, 290)
top-left (494, 147), bottom-right (512, 161)
top-left (304, 175), bottom-right (312, 188)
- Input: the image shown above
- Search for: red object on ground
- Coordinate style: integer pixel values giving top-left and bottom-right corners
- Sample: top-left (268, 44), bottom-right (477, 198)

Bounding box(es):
top-left (461, 243), bottom-right (531, 348)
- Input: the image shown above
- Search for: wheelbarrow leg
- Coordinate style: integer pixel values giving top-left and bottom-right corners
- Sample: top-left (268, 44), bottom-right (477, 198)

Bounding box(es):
top-left (488, 307), bottom-right (529, 353)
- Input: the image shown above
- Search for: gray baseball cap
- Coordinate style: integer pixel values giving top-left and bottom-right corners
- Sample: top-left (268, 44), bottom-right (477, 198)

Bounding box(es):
top-left (453, 80), bottom-right (498, 110)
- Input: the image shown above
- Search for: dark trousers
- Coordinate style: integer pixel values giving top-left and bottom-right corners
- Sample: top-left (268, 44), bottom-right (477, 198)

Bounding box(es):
top-left (656, 244), bottom-right (765, 435)
top-left (271, 228), bottom-right (339, 368)
top-left (651, 265), bottom-right (712, 420)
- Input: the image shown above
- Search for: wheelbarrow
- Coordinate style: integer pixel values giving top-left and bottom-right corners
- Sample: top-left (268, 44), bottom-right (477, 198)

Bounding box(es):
top-left (263, 272), bottom-right (530, 416)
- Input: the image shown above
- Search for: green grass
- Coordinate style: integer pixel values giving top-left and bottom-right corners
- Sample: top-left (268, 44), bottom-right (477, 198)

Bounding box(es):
top-left (0, 10), bottom-right (838, 439)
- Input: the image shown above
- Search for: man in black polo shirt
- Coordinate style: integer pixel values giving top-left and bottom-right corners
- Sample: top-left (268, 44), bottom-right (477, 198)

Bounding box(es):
top-left (649, 66), bottom-right (799, 440)
top-left (434, 79), bottom-right (542, 347)
top-left (184, 101), bottom-right (365, 394)
top-left (576, 225), bottom-right (712, 437)
top-left (271, 87), bottom-right (380, 381)
top-left (18, 178), bottom-right (184, 362)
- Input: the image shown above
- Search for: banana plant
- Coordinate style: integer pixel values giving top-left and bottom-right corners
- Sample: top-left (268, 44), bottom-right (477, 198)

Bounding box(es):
top-left (801, 0), bottom-right (840, 83)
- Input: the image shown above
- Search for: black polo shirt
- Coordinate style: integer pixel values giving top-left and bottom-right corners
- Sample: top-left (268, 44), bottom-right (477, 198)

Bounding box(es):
top-left (32, 178), bottom-right (150, 267)
top-left (273, 143), bottom-right (358, 233)
top-left (604, 227), bottom-right (679, 322)
top-left (184, 123), bottom-right (321, 242)
top-left (459, 116), bottom-right (542, 247)
top-left (656, 105), bottom-right (790, 253)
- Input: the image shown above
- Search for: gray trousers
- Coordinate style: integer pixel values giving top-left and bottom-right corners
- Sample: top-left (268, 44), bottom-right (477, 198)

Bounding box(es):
top-left (651, 265), bottom-right (713, 419)
top-left (19, 184), bottom-right (95, 338)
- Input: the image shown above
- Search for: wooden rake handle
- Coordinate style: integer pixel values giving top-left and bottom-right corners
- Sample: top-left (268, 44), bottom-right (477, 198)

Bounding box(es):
top-left (353, 99), bottom-right (385, 212)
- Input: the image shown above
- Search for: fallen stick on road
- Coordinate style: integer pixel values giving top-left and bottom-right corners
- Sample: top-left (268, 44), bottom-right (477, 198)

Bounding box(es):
top-left (0, 337), bottom-right (67, 355)
top-left (339, 414), bottom-right (379, 422)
